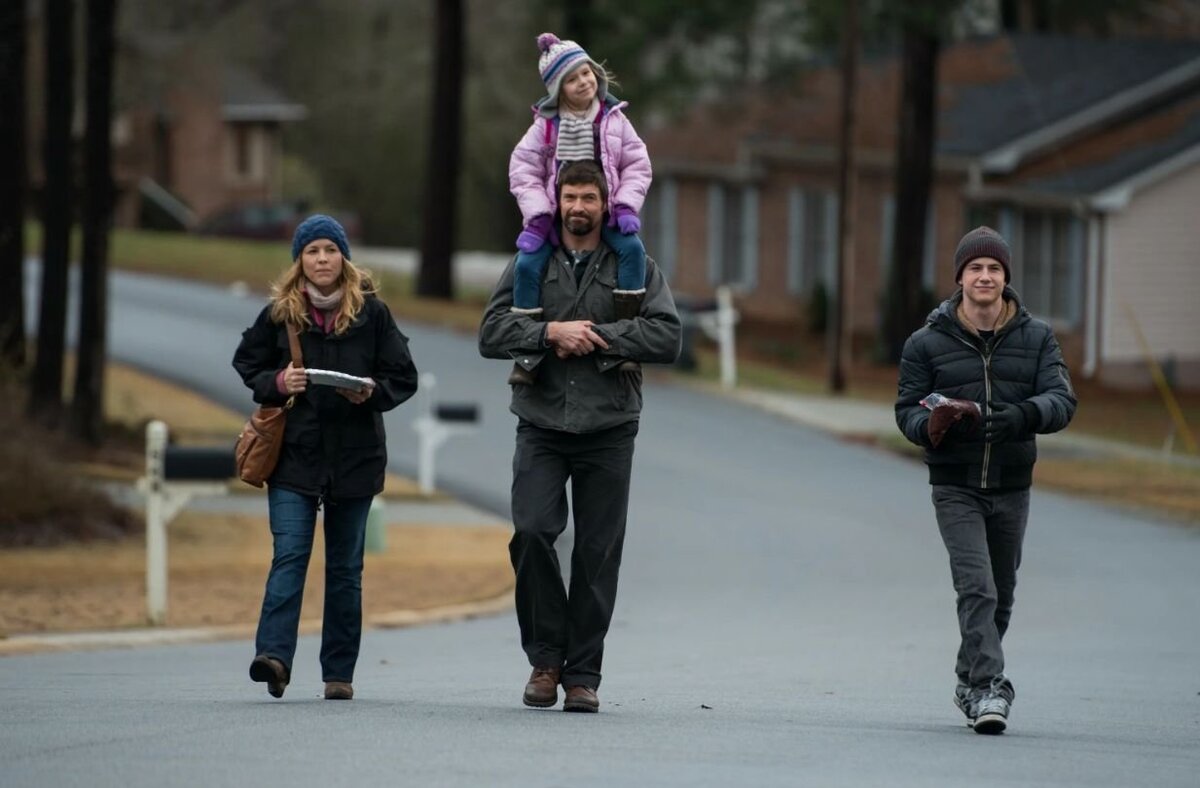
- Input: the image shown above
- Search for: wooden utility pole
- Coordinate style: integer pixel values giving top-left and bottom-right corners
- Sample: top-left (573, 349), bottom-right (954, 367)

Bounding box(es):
top-left (416, 0), bottom-right (463, 299)
top-left (882, 4), bottom-right (940, 363)
top-left (829, 0), bottom-right (859, 393)
top-left (71, 0), bottom-right (117, 444)
top-left (30, 0), bottom-right (74, 425)
top-left (0, 0), bottom-right (27, 368)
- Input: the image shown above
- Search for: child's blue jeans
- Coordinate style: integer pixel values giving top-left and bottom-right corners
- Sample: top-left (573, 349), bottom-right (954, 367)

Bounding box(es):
top-left (513, 228), bottom-right (647, 310)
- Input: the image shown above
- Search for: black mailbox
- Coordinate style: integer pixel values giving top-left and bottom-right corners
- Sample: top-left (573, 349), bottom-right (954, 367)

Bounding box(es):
top-left (435, 403), bottom-right (479, 423)
top-left (163, 446), bottom-right (237, 481)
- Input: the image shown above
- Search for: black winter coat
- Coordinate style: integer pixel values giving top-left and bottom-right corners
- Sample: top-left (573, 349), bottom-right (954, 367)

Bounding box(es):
top-left (232, 296), bottom-right (419, 498)
top-left (895, 287), bottom-right (1076, 490)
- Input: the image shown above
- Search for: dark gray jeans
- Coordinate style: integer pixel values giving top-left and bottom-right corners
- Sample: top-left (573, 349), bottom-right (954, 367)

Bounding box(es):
top-left (932, 484), bottom-right (1031, 687)
top-left (509, 419), bottom-right (639, 690)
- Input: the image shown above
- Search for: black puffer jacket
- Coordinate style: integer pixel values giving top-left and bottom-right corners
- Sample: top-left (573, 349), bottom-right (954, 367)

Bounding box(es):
top-left (233, 296), bottom-right (419, 498)
top-left (895, 287), bottom-right (1076, 490)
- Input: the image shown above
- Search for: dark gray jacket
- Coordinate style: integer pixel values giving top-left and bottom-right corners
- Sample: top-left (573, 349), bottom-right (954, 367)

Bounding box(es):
top-left (478, 244), bottom-right (681, 433)
top-left (895, 287), bottom-right (1077, 490)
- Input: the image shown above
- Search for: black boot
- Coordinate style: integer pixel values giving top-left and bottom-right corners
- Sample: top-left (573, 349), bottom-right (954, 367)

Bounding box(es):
top-left (613, 290), bottom-right (644, 374)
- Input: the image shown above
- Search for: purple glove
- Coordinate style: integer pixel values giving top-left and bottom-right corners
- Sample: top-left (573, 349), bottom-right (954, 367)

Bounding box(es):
top-left (516, 214), bottom-right (553, 253)
top-left (613, 204), bottom-right (640, 235)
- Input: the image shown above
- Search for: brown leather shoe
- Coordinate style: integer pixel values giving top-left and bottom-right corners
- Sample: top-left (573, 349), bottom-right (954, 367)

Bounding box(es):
top-left (522, 666), bottom-right (561, 708)
top-left (324, 681), bottom-right (354, 700)
top-left (249, 655), bottom-right (289, 699)
top-left (563, 684), bottom-right (599, 713)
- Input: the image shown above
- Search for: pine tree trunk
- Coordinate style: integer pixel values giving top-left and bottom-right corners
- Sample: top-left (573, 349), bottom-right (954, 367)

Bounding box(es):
top-left (30, 0), bottom-right (74, 425)
top-left (0, 0), bottom-right (27, 368)
top-left (70, 0), bottom-right (116, 445)
top-left (881, 20), bottom-right (939, 363)
top-left (416, 0), bottom-right (463, 300)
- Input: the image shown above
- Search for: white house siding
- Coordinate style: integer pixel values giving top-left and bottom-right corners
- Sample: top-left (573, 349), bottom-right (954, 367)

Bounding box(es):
top-left (1102, 160), bottom-right (1200, 388)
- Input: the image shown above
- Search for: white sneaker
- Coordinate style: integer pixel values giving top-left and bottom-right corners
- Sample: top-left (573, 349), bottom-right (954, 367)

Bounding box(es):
top-left (973, 675), bottom-right (1015, 735)
top-left (953, 680), bottom-right (975, 726)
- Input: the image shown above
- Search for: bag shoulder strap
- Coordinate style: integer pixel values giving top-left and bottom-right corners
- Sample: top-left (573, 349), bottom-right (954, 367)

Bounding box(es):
top-left (286, 323), bottom-right (303, 368)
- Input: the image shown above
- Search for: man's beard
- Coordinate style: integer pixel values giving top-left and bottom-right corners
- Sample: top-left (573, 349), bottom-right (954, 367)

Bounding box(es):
top-left (564, 213), bottom-right (595, 236)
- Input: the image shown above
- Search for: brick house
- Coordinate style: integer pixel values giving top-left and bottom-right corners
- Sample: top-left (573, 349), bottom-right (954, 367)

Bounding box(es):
top-left (23, 0), bottom-right (307, 231)
top-left (640, 33), bottom-right (1200, 390)
top-left (111, 47), bottom-right (308, 229)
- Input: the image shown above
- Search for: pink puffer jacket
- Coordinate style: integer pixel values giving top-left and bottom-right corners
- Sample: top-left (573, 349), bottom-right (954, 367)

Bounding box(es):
top-left (508, 99), bottom-right (653, 226)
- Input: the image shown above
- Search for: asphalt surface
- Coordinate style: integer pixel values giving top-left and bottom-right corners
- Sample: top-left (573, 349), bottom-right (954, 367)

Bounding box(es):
top-left (3, 270), bottom-right (1199, 787)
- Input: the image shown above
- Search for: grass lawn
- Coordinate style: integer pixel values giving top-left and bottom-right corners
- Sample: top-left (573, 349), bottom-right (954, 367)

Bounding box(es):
top-left (0, 358), bottom-right (512, 638)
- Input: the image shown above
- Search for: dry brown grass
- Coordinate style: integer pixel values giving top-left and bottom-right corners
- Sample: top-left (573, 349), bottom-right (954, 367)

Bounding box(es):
top-left (0, 358), bottom-right (512, 636)
top-left (1034, 457), bottom-right (1200, 523)
top-left (0, 510), bottom-right (512, 635)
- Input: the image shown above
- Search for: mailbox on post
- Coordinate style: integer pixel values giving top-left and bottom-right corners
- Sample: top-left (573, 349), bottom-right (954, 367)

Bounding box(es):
top-left (411, 373), bottom-right (480, 495)
top-left (138, 421), bottom-right (236, 625)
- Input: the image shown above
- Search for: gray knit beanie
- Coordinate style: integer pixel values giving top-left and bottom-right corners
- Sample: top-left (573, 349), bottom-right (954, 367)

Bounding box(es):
top-left (954, 226), bottom-right (1011, 283)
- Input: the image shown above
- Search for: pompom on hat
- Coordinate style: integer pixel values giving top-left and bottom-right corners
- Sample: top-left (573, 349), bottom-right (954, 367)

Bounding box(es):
top-left (536, 32), bottom-right (607, 110)
top-left (291, 214), bottom-right (351, 262)
top-left (954, 226), bottom-right (1011, 283)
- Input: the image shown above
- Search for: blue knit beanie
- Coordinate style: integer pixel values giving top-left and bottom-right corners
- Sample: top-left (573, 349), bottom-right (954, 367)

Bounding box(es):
top-left (291, 214), bottom-right (352, 261)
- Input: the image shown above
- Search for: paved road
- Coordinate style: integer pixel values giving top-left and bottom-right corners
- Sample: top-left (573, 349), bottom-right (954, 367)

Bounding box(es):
top-left (4, 271), bottom-right (1199, 786)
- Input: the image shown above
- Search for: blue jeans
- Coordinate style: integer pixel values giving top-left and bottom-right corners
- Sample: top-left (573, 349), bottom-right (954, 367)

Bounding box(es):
top-left (512, 228), bottom-right (647, 309)
top-left (255, 487), bottom-right (372, 683)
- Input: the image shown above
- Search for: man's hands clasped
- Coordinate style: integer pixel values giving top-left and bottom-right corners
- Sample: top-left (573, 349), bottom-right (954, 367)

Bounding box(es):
top-left (547, 320), bottom-right (609, 360)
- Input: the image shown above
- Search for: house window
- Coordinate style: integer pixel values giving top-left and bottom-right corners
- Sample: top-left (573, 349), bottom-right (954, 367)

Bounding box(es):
top-left (235, 125), bottom-right (252, 176)
top-left (787, 187), bottom-right (837, 295)
top-left (1020, 211), bottom-right (1084, 324)
top-left (707, 183), bottom-right (758, 288)
top-left (880, 195), bottom-right (936, 291)
top-left (641, 178), bottom-right (678, 280)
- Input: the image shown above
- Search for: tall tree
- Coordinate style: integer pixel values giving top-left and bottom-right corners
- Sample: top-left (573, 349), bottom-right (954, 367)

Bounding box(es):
top-left (70, 0), bottom-right (117, 444)
top-left (880, 1), bottom-right (951, 364)
top-left (416, 0), bottom-right (464, 300)
top-left (562, 0), bottom-right (594, 43)
top-left (829, 0), bottom-right (860, 393)
top-left (0, 0), bottom-right (27, 368)
top-left (30, 0), bottom-right (74, 425)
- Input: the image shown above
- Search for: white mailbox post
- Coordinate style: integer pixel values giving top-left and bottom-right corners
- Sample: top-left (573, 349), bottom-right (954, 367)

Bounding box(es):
top-left (695, 285), bottom-right (740, 389)
top-left (137, 421), bottom-right (232, 625)
top-left (411, 373), bottom-right (480, 495)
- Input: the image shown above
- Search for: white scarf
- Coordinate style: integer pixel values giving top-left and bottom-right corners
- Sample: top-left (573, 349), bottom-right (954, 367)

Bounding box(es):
top-left (305, 282), bottom-right (343, 311)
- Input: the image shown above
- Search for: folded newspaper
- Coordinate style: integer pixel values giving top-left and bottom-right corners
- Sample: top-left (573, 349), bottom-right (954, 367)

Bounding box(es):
top-left (305, 368), bottom-right (373, 392)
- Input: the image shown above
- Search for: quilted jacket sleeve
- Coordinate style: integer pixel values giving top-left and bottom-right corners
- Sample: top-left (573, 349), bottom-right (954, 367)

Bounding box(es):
top-left (509, 117), bottom-right (554, 226)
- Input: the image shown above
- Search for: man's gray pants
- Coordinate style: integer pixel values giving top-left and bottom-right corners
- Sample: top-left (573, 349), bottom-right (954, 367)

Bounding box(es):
top-left (932, 485), bottom-right (1030, 688)
top-left (509, 419), bottom-right (638, 691)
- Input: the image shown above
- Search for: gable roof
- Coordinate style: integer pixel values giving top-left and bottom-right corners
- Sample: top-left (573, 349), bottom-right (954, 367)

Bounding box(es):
top-left (644, 33), bottom-right (1200, 208)
top-left (947, 35), bottom-right (1200, 170)
top-left (222, 66), bottom-right (308, 123)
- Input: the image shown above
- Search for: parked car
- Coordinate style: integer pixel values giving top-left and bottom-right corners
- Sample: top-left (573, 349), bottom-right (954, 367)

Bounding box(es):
top-left (196, 201), bottom-right (362, 243)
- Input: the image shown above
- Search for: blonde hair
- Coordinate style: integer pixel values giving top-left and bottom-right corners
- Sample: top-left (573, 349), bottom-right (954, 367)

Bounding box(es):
top-left (268, 258), bottom-right (377, 335)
